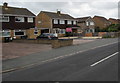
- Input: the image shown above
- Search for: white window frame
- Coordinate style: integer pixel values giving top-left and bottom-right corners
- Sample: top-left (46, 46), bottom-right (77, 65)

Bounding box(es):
top-left (28, 17), bottom-right (33, 23)
top-left (0, 16), bottom-right (9, 22)
top-left (67, 20), bottom-right (72, 24)
top-left (73, 21), bottom-right (76, 25)
top-left (60, 20), bottom-right (65, 24)
top-left (90, 22), bottom-right (94, 25)
top-left (14, 30), bottom-right (26, 36)
top-left (15, 17), bottom-right (24, 22)
top-left (54, 19), bottom-right (58, 24)
top-left (0, 30), bottom-right (11, 37)
top-left (86, 22), bottom-right (89, 26)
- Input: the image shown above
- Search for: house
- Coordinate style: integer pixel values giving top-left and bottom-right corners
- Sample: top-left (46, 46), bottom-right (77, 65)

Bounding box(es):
top-left (108, 18), bottom-right (119, 24)
top-left (36, 11), bottom-right (79, 37)
top-left (93, 16), bottom-right (111, 29)
top-left (76, 16), bottom-right (95, 34)
top-left (0, 2), bottom-right (40, 40)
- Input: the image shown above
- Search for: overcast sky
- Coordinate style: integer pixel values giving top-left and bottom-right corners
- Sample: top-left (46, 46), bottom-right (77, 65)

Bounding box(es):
top-left (1, 0), bottom-right (120, 19)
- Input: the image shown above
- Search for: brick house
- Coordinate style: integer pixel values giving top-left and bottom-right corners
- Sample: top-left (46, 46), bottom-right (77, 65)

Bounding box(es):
top-left (0, 2), bottom-right (40, 40)
top-left (76, 16), bottom-right (95, 34)
top-left (36, 11), bottom-right (79, 37)
top-left (93, 16), bottom-right (111, 29)
top-left (108, 18), bottom-right (119, 24)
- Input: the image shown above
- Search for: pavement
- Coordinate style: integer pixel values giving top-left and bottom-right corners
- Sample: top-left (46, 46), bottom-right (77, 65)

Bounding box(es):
top-left (2, 40), bottom-right (118, 81)
top-left (2, 38), bottom-right (118, 73)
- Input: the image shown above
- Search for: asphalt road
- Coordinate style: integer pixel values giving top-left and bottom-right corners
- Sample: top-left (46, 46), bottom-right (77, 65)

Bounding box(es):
top-left (2, 42), bottom-right (118, 81)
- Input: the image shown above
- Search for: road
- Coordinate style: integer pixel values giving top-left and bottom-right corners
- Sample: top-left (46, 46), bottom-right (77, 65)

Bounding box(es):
top-left (2, 42), bottom-right (118, 81)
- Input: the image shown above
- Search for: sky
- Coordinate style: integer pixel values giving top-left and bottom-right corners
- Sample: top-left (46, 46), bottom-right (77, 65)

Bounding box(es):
top-left (0, 0), bottom-right (120, 19)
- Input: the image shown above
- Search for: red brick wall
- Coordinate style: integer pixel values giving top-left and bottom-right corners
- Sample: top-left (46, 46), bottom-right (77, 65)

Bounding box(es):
top-left (85, 33), bottom-right (93, 37)
top-left (98, 32), bottom-right (107, 36)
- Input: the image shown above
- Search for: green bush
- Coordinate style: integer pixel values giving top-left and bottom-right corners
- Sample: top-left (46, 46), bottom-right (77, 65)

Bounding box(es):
top-left (102, 35), bottom-right (111, 38)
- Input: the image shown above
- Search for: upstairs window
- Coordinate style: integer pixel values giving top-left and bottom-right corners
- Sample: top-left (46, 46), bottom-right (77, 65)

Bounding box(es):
top-left (73, 21), bottom-right (76, 25)
top-left (15, 17), bottom-right (24, 22)
top-left (90, 22), bottom-right (94, 25)
top-left (60, 20), bottom-right (65, 24)
top-left (86, 22), bottom-right (89, 26)
top-left (0, 16), bottom-right (9, 22)
top-left (54, 19), bottom-right (58, 24)
top-left (67, 20), bottom-right (72, 24)
top-left (28, 17), bottom-right (33, 23)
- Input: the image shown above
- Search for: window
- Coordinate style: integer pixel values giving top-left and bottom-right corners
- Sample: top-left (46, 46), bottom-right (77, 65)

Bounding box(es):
top-left (60, 20), bottom-right (65, 24)
top-left (73, 21), bottom-right (76, 25)
top-left (14, 30), bottom-right (26, 36)
top-left (28, 17), bottom-right (33, 23)
top-left (0, 30), bottom-right (10, 37)
top-left (38, 21), bottom-right (41, 23)
top-left (86, 22), bottom-right (89, 26)
top-left (34, 29), bottom-right (38, 35)
top-left (54, 19), bottom-right (58, 24)
top-left (67, 20), bottom-right (72, 24)
top-left (56, 29), bottom-right (65, 34)
top-left (0, 16), bottom-right (9, 22)
top-left (90, 22), bottom-right (94, 25)
top-left (15, 17), bottom-right (24, 22)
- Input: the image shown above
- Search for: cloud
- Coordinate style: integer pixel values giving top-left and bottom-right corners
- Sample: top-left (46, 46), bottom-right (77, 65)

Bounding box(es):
top-left (0, 1), bottom-right (119, 19)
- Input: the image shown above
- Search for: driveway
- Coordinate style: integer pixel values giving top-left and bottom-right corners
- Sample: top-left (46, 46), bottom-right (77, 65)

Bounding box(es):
top-left (2, 42), bottom-right (52, 60)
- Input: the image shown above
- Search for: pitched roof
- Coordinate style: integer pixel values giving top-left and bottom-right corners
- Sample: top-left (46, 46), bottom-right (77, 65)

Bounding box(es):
top-left (93, 16), bottom-right (108, 22)
top-left (41, 11), bottom-right (75, 20)
top-left (76, 16), bottom-right (91, 22)
top-left (0, 5), bottom-right (35, 17)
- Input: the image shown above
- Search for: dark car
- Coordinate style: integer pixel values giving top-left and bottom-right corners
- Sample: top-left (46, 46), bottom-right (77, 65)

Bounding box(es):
top-left (36, 33), bottom-right (58, 39)
top-left (3, 37), bottom-right (12, 43)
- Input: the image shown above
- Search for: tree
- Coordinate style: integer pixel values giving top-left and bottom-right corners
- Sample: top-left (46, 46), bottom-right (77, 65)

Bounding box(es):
top-left (107, 24), bottom-right (119, 32)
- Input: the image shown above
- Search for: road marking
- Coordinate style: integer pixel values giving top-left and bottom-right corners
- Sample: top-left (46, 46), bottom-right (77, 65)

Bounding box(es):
top-left (2, 41), bottom-right (118, 73)
top-left (90, 52), bottom-right (118, 67)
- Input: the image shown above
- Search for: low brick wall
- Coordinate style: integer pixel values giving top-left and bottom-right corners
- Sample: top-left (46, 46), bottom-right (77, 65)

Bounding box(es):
top-left (98, 32), bottom-right (107, 37)
top-left (98, 32), bottom-right (120, 38)
top-left (13, 39), bottom-right (73, 48)
top-left (13, 39), bottom-right (52, 44)
top-left (51, 39), bottom-right (73, 48)
top-left (85, 33), bottom-right (93, 37)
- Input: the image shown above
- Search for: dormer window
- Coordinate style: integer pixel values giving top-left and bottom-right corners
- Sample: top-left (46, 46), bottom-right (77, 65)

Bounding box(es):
top-left (15, 17), bottom-right (24, 22)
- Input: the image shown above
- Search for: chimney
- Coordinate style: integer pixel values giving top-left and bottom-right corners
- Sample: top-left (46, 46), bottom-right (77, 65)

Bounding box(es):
top-left (3, 2), bottom-right (8, 7)
top-left (57, 10), bottom-right (61, 15)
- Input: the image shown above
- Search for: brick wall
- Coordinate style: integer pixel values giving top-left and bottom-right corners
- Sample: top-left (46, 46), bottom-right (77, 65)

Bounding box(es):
top-left (85, 33), bottom-right (93, 37)
top-left (52, 39), bottom-right (73, 48)
top-left (13, 39), bottom-right (73, 48)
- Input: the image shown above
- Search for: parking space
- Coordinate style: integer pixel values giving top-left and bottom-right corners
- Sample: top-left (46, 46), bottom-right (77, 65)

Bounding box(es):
top-left (2, 42), bottom-right (52, 60)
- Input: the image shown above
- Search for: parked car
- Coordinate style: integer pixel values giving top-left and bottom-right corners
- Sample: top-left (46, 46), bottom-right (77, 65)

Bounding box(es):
top-left (3, 37), bottom-right (12, 43)
top-left (36, 33), bottom-right (58, 39)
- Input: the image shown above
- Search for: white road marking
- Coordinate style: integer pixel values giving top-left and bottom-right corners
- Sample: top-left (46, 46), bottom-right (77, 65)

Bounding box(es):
top-left (90, 52), bottom-right (118, 67)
